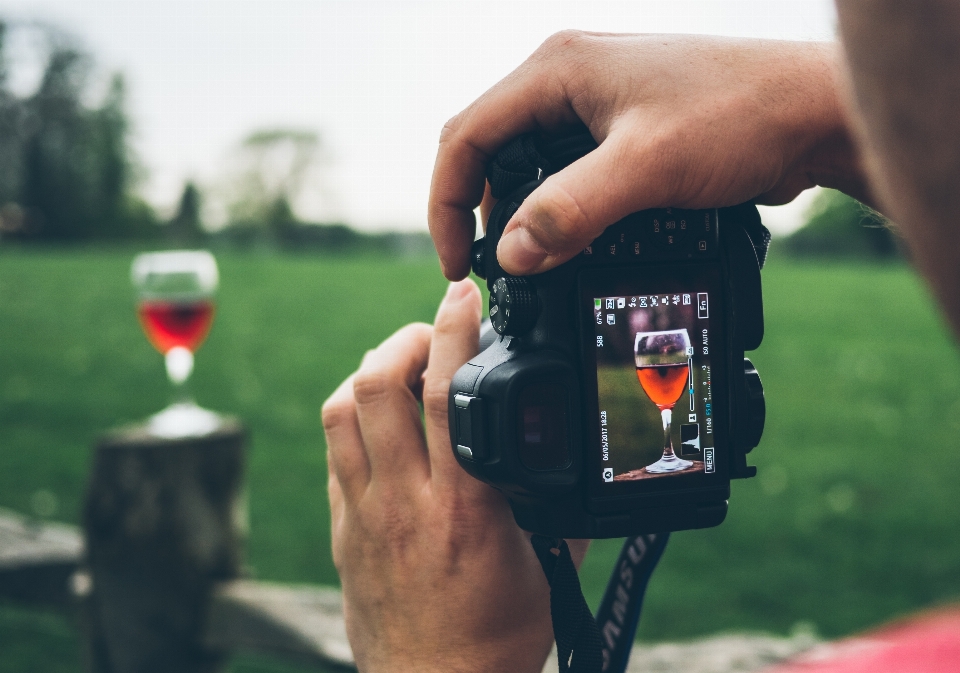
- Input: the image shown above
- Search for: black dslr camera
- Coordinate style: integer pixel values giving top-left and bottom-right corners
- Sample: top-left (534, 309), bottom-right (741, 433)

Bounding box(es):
top-left (448, 130), bottom-right (767, 538)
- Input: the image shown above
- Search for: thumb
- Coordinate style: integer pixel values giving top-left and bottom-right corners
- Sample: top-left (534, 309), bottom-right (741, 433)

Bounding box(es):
top-left (496, 134), bottom-right (662, 275)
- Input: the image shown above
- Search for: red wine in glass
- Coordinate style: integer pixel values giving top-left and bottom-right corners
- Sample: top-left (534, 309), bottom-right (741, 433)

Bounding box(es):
top-left (634, 329), bottom-right (693, 474)
top-left (636, 363), bottom-right (689, 409)
top-left (138, 300), bottom-right (215, 354)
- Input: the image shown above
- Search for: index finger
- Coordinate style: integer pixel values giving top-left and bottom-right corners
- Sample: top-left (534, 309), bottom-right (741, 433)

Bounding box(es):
top-left (421, 279), bottom-right (482, 490)
top-left (428, 45), bottom-right (582, 280)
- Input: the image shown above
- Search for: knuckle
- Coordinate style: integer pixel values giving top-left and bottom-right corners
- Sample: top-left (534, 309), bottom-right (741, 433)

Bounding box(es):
top-left (421, 380), bottom-right (451, 426)
top-left (540, 29), bottom-right (588, 56)
top-left (321, 397), bottom-right (355, 434)
top-left (439, 113), bottom-right (463, 144)
top-left (352, 369), bottom-right (395, 406)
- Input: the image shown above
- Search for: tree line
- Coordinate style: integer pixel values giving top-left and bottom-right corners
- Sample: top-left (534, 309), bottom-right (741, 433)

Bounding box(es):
top-left (0, 20), bottom-right (893, 259)
top-left (0, 21), bottom-right (433, 256)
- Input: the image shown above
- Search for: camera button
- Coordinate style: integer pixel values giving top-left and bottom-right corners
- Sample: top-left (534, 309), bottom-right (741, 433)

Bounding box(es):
top-left (648, 209), bottom-right (690, 249)
top-left (602, 231), bottom-right (628, 257)
top-left (453, 394), bottom-right (486, 461)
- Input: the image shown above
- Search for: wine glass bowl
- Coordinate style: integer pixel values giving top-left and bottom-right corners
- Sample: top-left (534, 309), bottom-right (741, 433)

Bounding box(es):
top-left (138, 300), bottom-right (215, 355)
top-left (635, 329), bottom-right (694, 474)
top-left (131, 250), bottom-right (221, 438)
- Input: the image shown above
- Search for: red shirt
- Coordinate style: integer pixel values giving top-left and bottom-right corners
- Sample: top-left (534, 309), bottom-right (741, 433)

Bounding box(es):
top-left (766, 608), bottom-right (960, 673)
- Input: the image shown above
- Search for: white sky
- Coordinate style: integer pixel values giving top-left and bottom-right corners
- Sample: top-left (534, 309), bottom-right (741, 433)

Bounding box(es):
top-left (0, 0), bottom-right (836, 234)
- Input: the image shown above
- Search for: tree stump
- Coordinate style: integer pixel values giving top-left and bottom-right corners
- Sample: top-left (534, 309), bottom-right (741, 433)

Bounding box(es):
top-left (82, 418), bottom-right (246, 673)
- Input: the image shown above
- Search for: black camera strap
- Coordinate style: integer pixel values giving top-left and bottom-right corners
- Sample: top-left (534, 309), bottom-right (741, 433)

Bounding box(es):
top-left (531, 536), bottom-right (603, 673)
top-left (531, 533), bottom-right (670, 673)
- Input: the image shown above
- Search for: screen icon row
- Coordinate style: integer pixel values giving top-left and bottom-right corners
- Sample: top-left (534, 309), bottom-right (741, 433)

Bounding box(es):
top-left (595, 293), bottom-right (708, 314)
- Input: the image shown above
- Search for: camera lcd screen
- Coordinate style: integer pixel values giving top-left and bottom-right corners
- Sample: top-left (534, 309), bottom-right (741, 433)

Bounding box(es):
top-left (590, 288), bottom-right (716, 486)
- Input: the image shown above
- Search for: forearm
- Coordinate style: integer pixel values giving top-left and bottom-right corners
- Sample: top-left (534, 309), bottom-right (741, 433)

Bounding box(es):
top-left (836, 0), bottom-right (960, 337)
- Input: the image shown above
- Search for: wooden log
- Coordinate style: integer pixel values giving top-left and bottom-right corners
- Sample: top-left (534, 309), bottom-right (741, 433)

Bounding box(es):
top-left (82, 418), bottom-right (246, 673)
top-left (0, 507), bottom-right (83, 607)
top-left (205, 579), bottom-right (354, 669)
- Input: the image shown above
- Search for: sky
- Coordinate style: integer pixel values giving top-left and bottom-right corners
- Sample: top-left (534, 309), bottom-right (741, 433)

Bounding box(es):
top-left (0, 0), bottom-right (837, 233)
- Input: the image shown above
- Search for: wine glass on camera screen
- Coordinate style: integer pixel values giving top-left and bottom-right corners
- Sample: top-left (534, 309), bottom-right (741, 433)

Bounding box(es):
top-left (131, 250), bottom-right (220, 437)
top-left (635, 329), bottom-right (693, 473)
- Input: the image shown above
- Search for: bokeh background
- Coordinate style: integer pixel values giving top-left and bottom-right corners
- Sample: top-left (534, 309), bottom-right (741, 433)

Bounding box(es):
top-left (1, 1), bottom-right (958, 672)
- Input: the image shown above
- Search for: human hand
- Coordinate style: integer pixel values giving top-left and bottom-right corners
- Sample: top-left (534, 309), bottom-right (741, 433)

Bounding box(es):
top-left (322, 279), bottom-right (588, 673)
top-left (429, 33), bottom-right (869, 280)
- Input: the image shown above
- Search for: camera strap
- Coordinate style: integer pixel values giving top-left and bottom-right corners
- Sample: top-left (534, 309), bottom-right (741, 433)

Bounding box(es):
top-left (531, 532), bottom-right (670, 673)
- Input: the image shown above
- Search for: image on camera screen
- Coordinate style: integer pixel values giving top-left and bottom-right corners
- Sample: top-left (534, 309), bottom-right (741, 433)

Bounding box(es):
top-left (593, 292), bottom-right (714, 483)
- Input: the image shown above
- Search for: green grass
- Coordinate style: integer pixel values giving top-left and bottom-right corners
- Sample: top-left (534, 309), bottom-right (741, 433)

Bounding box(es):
top-left (0, 602), bottom-right (83, 673)
top-left (2, 248), bottom-right (960, 668)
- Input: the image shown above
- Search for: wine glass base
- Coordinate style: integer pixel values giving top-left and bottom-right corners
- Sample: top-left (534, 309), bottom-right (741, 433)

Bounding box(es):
top-left (645, 455), bottom-right (694, 474)
top-left (148, 402), bottom-right (222, 439)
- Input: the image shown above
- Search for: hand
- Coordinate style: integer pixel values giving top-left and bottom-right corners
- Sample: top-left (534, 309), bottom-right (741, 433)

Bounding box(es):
top-left (429, 33), bottom-right (869, 280)
top-left (322, 279), bottom-right (588, 673)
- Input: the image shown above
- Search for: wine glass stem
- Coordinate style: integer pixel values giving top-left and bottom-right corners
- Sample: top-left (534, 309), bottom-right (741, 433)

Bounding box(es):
top-left (165, 347), bottom-right (195, 404)
top-left (661, 407), bottom-right (676, 459)
top-left (171, 377), bottom-right (191, 405)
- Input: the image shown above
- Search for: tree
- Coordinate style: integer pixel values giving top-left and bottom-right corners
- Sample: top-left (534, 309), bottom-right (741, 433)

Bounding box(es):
top-left (167, 182), bottom-right (205, 245)
top-left (0, 21), bottom-right (155, 242)
top-left (222, 128), bottom-right (331, 243)
top-left (782, 189), bottom-right (899, 259)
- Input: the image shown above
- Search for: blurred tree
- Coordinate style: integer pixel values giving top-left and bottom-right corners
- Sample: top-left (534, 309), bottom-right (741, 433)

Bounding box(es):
top-left (0, 24), bottom-right (24, 217)
top-left (782, 189), bottom-right (900, 259)
top-left (223, 129), bottom-right (327, 244)
top-left (0, 21), bottom-right (156, 242)
top-left (167, 182), bottom-right (205, 245)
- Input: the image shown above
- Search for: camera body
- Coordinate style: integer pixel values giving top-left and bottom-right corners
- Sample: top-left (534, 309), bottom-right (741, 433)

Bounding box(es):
top-left (448, 134), bottom-right (766, 539)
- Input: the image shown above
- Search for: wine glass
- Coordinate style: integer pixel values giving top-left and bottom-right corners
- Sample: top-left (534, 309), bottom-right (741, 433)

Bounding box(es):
top-left (634, 329), bottom-right (693, 473)
top-left (131, 250), bottom-right (221, 438)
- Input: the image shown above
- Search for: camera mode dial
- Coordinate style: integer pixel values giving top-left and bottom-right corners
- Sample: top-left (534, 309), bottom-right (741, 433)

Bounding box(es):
top-left (489, 276), bottom-right (538, 335)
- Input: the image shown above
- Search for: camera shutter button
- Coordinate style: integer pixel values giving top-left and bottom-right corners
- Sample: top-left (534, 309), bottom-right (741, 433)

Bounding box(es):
top-left (490, 276), bottom-right (539, 335)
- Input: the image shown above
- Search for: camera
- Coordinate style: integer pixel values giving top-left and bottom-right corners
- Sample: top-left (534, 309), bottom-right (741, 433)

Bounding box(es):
top-left (448, 130), bottom-right (767, 539)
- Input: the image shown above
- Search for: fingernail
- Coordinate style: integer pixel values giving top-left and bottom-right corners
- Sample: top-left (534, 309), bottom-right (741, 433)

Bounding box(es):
top-left (497, 225), bottom-right (547, 274)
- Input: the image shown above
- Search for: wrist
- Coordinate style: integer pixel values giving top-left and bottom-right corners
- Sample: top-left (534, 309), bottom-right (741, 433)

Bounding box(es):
top-left (350, 617), bottom-right (554, 673)
top-left (791, 42), bottom-right (875, 205)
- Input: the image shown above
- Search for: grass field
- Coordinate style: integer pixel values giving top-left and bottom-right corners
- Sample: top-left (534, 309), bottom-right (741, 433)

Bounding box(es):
top-left (2, 247), bottom-right (960, 670)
